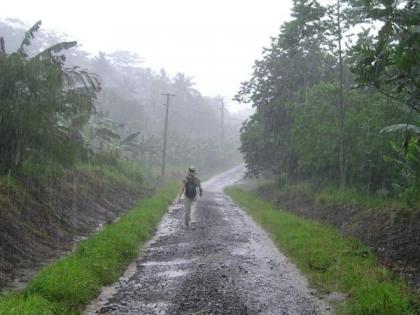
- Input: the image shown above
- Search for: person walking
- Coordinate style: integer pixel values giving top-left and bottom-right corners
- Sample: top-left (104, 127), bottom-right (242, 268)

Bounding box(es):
top-left (177, 166), bottom-right (203, 227)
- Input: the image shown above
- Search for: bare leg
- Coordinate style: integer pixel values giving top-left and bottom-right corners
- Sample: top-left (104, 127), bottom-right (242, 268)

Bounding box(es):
top-left (184, 197), bottom-right (192, 227)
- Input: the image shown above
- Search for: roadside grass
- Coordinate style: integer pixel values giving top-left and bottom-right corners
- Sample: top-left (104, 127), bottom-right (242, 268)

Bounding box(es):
top-left (0, 182), bottom-right (177, 314)
top-left (76, 160), bottom-right (151, 189)
top-left (261, 181), bottom-right (411, 209)
top-left (226, 187), bottom-right (418, 315)
top-left (0, 294), bottom-right (73, 315)
top-left (315, 186), bottom-right (408, 209)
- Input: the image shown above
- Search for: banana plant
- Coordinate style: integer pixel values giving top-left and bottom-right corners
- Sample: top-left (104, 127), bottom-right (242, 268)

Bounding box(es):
top-left (81, 113), bottom-right (146, 160)
top-left (381, 124), bottom-right (420, 136)
top-left (381, 119), bottom-right (420, 202)
top-left (0, 20), bottom-right (101, 173)
top-left (81, 113), bottom-right (120, 152)
top-left (380, 113), bottom-right (420, 153)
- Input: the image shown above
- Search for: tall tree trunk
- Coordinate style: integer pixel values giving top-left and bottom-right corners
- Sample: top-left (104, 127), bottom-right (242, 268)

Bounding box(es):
top-left (337, 0), bottom-right (346, 189)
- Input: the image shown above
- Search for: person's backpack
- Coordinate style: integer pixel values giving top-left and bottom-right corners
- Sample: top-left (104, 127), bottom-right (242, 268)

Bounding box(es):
top-left (184, 177), bottom-right (197, 199)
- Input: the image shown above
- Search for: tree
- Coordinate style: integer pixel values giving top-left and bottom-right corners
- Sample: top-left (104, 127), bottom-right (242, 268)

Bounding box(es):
top-left (235, 0), bottom-right (334, 177)
top-left (0, 21), bottom-right (100, 174)
top-left (326, 0), bottom-right (350, 188)
top-left (0, 19), bottom-right (244, 177)
top-left (350, 0), bottom-right (420, 199)
top-left (351, 0), bottom-right (420, 113)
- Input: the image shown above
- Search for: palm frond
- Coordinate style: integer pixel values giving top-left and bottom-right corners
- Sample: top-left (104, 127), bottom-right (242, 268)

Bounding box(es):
top-left (380, 124), bottom-right (420, 135)
top-left (63, 67), bottom-right (101, 93)
top-left (17, 20), bottom-right (42, 57)
top-left (34, 41), bottom-right (77, 59)
top-left (120, 131), bottom-right (141, 145)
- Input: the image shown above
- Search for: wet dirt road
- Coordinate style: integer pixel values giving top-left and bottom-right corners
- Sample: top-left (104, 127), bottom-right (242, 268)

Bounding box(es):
top-left (86, 166), bottom-right (330, 314)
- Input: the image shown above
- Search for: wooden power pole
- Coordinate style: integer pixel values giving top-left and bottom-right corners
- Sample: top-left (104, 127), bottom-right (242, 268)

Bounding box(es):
top-left (220, 97), bottom-right (225, 151)
top-left (161, 93), bottom-right (175, 181)
top-left (0, 37), bottom-right (5, 54)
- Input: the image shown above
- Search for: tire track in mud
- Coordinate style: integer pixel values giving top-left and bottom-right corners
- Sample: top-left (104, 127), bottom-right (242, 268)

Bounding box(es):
top-left (85, 166), bottom-right (331, 315)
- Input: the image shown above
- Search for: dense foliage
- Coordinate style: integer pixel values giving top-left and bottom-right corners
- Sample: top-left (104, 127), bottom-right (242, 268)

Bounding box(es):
top-left (0, 20), bottom-right (244, 178)
top-left (236, 0), bottom-right (420, 202)
top-left (0, 21), bottom-right (100, 175)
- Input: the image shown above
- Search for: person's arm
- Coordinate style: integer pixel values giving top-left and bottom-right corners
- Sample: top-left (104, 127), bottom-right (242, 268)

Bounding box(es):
top-left (197, 179), bottom-right (203, 197)
top-left (177, 181), bottom-right (185, 202)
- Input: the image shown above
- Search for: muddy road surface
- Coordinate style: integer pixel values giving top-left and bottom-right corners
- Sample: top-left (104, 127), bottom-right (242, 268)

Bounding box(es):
top-left (86, 166), bottom-right (330, 314)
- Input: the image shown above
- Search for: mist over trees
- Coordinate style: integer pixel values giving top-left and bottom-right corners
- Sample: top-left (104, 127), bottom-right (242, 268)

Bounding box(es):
top-left (0, 19), bottom-right (244, 178)
top-left (236, 0), bottom-right (420, 203)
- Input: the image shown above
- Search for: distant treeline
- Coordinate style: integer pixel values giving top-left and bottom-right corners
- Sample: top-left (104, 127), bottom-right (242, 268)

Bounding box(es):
top-left (236, 0), bottom-right (420, 203)
top-left (0, 19), bottom-right (244, 178)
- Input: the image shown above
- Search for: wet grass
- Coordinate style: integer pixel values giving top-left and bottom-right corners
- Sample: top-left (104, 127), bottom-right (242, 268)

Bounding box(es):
top-left (315, 186), bottom-right (410, 209)
top-left (76, 160), bottom-right (150, 189)
top-left (226, 187), bottom-right (418, 315)
top-left (259, 181), bottom-right (413, 209)
top-left (0, 182), bottom-right (177, 314)
top-left (0, 293), bottom-right (73, 315)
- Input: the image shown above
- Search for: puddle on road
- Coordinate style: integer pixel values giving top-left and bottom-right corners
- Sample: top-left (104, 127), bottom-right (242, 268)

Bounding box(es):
top-left (213, 195), bottom-right (227, 202)
top-left (141, 258), bottom-right (193, 267)
top-left (135, 301), bottom-right (171, 314)
top-left (231, 244), bottom-right (250, 256)
top-left (147, 242), bottom-right (192, 254)
top-left (156, 270), bottom-right (188, 278)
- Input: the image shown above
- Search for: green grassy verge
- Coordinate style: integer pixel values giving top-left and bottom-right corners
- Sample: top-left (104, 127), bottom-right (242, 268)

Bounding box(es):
top-left (315, 186), bottom-right (410, 209)
top-left (226, 187), bottom-right (418, 315)
top-left (258, 181), bottom-right (416, 209)
top-left (0, 183), bottom-right (177, 315)
top-left (76, 160), bottom-right (152, 189)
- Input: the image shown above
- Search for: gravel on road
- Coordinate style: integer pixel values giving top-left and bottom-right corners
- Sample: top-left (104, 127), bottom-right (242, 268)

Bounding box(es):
top-left (84, 166), bottom-right (331, 315)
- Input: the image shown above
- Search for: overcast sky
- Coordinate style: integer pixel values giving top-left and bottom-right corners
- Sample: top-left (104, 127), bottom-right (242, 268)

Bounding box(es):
top-left (3, 0), bottom-right (296, 111)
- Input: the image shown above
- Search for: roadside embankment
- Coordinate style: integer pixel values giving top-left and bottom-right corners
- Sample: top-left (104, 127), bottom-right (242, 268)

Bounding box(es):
top-left (0, 163), bottom-right (149, 291)
top-left (255, 183), bottom-right (420, 290)
top-left (0, 182), bottom-right (177, 314)
top-left (226, 187), bottom-right (419, 315)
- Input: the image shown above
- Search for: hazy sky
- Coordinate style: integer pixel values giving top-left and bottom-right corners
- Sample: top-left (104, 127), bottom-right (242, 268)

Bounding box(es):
top-left (3, 0), bottom-right (295, 111)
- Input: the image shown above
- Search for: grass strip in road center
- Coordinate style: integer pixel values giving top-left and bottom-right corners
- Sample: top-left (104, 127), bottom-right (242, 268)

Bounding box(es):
top-left (226, 187), bottom-right (418, 315)
top-left (0, 183), bottom-right (178, 315)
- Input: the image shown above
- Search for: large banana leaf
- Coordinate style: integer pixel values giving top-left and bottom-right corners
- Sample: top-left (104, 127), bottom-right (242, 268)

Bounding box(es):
top-left (17, 20), bottom-right (41, 57)
top-left (35, 41), bottom-right (77, 59)
top-left (63, 67), bottom-right (101, 92)
top-left (380, 124), bottom-right (420, 135)
top-left (120, 131), bottom-right (141, 145)
top-left (95, 127), bottom-right (121, 142)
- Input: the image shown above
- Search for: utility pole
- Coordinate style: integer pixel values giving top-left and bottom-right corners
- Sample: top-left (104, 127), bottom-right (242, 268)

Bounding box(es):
top-left (0, 37), bottom-right (5, 54)
top-left (220, 97), bottom-right (225, 151)
top-left (161, 93), bottom-right (175, 181)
